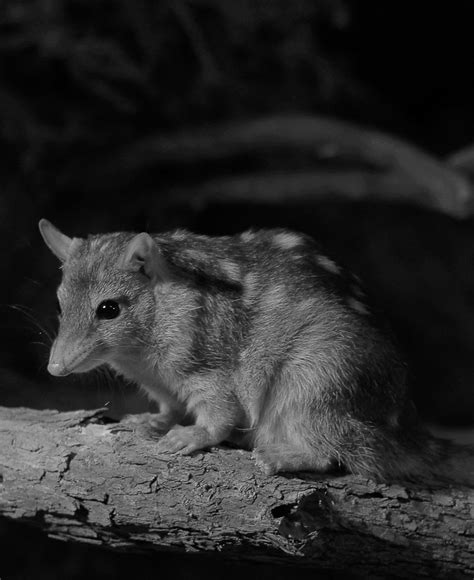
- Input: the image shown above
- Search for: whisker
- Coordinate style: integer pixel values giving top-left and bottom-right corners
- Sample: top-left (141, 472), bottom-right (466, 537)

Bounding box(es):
top-left (31, 341), bottom-right (51, 349)
top-left (6, 304), bottom-right (56, 344)
top-left (23, 277), bottom-right (44, 288)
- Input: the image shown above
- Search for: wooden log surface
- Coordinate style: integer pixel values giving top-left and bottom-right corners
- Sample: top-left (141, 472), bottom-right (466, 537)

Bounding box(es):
top-left (0, 406), bottom-right (473, 579)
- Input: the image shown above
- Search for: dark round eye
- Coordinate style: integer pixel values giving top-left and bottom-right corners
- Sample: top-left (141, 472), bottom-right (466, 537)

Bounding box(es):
top-left (96, 300), bottom-right (120, 320)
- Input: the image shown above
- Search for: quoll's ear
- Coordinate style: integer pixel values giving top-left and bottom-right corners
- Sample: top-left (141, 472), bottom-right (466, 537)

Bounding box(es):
top-left (38, 219), bottom-right (73, 262)
top-left (121, 233), bottom-right (173, 283)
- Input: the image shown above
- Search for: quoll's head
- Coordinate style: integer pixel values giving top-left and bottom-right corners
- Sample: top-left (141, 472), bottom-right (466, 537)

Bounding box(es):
top-left (38, 219), bottom-right (171, 377)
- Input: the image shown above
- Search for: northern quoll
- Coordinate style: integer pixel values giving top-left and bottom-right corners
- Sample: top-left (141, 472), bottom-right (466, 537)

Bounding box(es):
top-left (39, 219), bottom-right (473, 484)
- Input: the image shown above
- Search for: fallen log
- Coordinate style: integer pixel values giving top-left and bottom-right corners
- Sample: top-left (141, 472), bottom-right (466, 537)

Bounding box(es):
top-left (0, 406), bottom-right (472, 579)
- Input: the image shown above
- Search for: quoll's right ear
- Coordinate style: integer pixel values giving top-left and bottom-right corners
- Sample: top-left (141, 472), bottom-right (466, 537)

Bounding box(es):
top-left (121, 233), bottom-right (174, 284)
top-left (38, 219), bottom-right (73, 262)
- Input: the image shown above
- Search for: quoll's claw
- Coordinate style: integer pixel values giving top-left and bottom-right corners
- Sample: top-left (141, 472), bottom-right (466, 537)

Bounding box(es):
top-left (109, 413), bottom-right (176, 441)
top-left (148, 416), bottom-right (175, 433)
top-left (156, 426), bottom-right (201, 456)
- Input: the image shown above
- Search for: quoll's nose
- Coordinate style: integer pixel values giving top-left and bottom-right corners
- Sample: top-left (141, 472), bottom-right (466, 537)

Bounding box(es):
top-left (47, 361), bottom-right (70, 377)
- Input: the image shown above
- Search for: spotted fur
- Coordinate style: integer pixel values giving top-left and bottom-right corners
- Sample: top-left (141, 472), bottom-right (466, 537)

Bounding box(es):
top-left (39, 220), bottom-right (474, 485)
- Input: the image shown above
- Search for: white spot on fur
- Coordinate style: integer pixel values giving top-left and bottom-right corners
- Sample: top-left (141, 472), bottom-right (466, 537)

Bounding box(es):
top-left (347, 297), bottom-right (369, 315)
top-left (241, 231), bottom-right (256, 243)
top-left (272, 232), bottom-right (301, 250)
top-left (317, 255), bottom-right (340, 275)
top-left (171, 230), bottom-right (187, 241)
top-left (219, 259), bottom-right (240, 281)
top-left (89, 238), bottom-right (100, 251)
top-left (183, 248), bottom-right (206, 261)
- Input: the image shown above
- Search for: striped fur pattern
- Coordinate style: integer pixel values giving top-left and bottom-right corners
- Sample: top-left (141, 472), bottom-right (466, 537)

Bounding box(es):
top-left (40, 221), bottom-right (469, 483)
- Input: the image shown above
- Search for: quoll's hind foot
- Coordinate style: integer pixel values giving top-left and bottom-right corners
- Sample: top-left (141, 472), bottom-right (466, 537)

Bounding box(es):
top-left (253, 448), bottom-right (280, 476)
top-left (253, 444), bottom-right (335, 476)
top-left (156, 424), bottom-right (220, 456)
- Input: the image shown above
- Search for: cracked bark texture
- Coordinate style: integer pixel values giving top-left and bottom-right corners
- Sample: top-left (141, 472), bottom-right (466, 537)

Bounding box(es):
top-left (0, 407), bottom-right (473, 580)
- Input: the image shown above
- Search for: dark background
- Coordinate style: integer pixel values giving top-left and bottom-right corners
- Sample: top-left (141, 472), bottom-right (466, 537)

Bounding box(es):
top-left (1, 1), bottom-right (474, 578)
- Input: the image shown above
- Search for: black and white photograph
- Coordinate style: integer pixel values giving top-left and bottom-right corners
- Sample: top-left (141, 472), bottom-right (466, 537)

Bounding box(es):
top-left (0, 1), bottom-right (473, 578)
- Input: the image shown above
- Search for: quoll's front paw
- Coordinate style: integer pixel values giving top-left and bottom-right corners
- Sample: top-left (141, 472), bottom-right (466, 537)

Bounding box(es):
top-left (108, 412), bottom-right (175, 438)
top-left (156, 425), bottom-right (212, 456)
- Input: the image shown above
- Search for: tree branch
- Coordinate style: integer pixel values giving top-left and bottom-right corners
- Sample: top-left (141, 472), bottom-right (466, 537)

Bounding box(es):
top-left (91, 116), bottom-right (474, 219)
top-left (0, 406), bottom-right (473, 578)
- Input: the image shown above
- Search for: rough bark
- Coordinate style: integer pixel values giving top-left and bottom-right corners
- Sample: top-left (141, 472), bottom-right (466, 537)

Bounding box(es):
top-left (0, 406), bottom-right (473, 579)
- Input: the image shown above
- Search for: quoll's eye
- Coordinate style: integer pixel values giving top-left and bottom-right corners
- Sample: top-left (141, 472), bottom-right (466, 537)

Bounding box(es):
top-left (96, 300), bottom-right (121, 320)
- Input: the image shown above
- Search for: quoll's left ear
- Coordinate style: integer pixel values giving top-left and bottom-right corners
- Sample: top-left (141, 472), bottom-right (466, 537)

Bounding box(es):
top-left (121, 233), bottom-right (173, 283)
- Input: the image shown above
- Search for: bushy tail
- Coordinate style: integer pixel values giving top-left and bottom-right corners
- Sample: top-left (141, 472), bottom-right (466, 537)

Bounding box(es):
top-left (344, 423), bottom-right (474, 487)
top-left (421, 436), bottom-right (474, 487)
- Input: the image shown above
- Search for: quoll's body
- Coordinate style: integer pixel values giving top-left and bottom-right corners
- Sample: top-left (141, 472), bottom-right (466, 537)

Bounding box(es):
top-left (39, 220), bottom-right (464, 482)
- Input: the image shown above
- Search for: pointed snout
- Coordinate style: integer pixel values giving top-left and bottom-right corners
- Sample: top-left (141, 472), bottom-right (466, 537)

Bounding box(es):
top-left (47, 337), bottom-right (93, 377)
top-left (47, 339), bottom-right (72, 376)
top-left (47, 360), bottom-right (71, 377)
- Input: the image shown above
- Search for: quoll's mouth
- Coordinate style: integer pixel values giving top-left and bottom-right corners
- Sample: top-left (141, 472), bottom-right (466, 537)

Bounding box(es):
top-left (48, 344), bottom-right (100, 376)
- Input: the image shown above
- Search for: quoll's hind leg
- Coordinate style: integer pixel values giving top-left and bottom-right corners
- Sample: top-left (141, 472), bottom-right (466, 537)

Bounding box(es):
top-left (253, 405), bottom-right (340, 475)
top-left (252, 363), bottom-right (343, 476)
top-left (254, 444), bottom-right (335, 475)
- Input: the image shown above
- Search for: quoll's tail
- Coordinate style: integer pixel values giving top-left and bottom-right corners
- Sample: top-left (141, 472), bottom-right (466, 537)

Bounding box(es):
top-left (343, 424), bottom-right (474, 487)
top-left (423, 436), bottom-right (474, 487)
